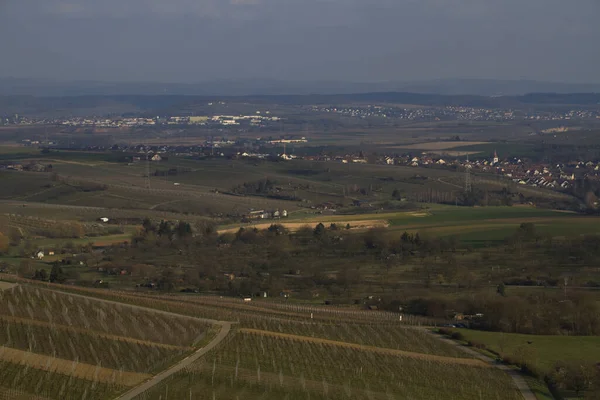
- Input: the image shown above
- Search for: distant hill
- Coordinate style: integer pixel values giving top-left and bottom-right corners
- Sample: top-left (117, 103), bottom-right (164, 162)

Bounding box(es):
top-left (1, 91), bottom-right (600, 118)
top-left (1, 77), bottom-right (599, 97)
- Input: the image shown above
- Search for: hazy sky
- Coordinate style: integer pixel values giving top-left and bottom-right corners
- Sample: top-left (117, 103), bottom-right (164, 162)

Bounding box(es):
top-left (1, 0), bottom-right (599, 83)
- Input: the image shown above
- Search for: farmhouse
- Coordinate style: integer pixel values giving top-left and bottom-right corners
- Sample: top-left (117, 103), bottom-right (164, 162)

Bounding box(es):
top-left (35, 251), bottom-right (44, 260)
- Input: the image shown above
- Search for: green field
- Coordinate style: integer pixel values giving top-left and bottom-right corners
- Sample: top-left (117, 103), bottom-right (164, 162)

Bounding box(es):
top-left (453, 329), bottom-right (600, 375)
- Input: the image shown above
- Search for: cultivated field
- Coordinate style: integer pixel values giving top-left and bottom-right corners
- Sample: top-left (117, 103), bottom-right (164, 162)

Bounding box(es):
top-left (0, 284), bottom-right (213, 399)
top-left (133, 329), bottom-right (522, 400)
top-left (389, 141), bottom-right (490, 150)
top-left (218, 218), bottom-right (390, 234)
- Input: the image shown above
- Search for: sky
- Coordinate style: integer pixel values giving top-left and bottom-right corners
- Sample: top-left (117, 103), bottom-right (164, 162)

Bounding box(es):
top-left (1, 0), bottom-right (599, 84)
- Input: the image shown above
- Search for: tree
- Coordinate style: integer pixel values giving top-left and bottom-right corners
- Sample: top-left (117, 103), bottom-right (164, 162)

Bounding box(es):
top-left (157, 268), bottom-right (177, 291)
top-left (517, 223), bottom-right (537, 242)
top-left (0, 234), bottom-right (9, 255)
top-left (267, 224), bottom-right (287, 236)
top-left (497, 282), bottom-right (506, 297)
top-left (313, 223), bottom-right (326, 237)
top-left (49, 264), bottom-right (66, 283)
top-left (552, 363), bottom-right (595, 397)
top-left (33, 269), bottom-right (48, 281)
top-left (8, 228), bottom-right (21, 247)
top-left (142, 218), bottom-right (154, 233)
top-left (175, 221), bottom-right (193, 239)
top-left (158, 220), bottom-right (172, 238)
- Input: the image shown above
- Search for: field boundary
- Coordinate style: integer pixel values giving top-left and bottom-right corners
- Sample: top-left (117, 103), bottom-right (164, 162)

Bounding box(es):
top-left (427, 331), bottom-right (537, 400)
top-left (116, 321), bottom-right (232, 400)
top-left (0, 346), bottom-right (150, 386)
top-left (239, 328), bottom-right (490, 367)
top-left (218, 219), bottom-right (390, 234)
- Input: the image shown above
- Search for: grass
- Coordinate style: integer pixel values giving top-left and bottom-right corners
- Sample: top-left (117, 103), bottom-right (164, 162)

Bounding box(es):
top-left (453, 329), bottom-right (600, 375)
top-left (524, 375), bottom-right (555, 400)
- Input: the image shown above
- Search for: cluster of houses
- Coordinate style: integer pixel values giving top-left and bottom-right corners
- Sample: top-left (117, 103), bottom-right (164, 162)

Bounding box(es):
top-left (375, 151), bottom-right (600, 192)
top-left (245, 209), bottom-right (289, 220)
top-left (0, 162), bottom-right (52, 172)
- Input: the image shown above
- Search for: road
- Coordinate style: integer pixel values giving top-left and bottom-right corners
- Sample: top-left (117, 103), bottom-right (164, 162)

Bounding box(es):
top-left (428, 331), bottom-right (536, 400)
top-left (36, 287), bottom-right (232, 400)
top-left (115, 321), bottom-right (232, 400)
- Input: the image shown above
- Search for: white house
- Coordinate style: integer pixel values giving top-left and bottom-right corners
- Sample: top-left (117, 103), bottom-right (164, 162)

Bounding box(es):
top-left (36, 251), bottom-right (44, 260)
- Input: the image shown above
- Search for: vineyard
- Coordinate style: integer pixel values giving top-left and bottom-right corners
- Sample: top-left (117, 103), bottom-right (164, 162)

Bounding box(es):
top-left (0, 284), bottom-right (212, 399)
top-left (2, 214), bottom-right (85, 239)
top-left (0, 360), bottom-right (117, 400)
top-left (0, 279), bottom-right (532, 399)
top-left (0, 286), bottom-right (207, 345)
top-left (237, 322), bottom-right (470, 358)
top-left (134, 331), bottom-right (523, 400)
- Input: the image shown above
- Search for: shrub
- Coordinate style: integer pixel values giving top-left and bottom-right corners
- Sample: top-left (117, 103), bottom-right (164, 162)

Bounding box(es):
top-left (437, 328), bottom-right (452, 336)
top-left (450, 331), bottom-right (464, 341)
top-left (467, 340), bottom-right (486, 349)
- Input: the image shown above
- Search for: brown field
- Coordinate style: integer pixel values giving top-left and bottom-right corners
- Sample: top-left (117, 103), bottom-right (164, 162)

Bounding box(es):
top-left (427, 150), bottom-right (483, 156)
top-left (0, 386), bottom-right (51, 400)
top-left (0, 282), bottom-right (17, 291)
top-left (238, 328), bottom-right (490, 367)
top-left (390, 141), bottom-right (490, 150)
top-left (0, 346), bottom-right (151, 386)
top-left (197, 364), bottom-right (396, 400)
top-left (218, 219), bottom-right (390, 234)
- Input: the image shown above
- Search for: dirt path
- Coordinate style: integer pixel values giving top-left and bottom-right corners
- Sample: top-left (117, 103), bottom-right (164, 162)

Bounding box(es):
top-left (149, 199), bottom-right (182, 210)
top-left (218, 219), bottom-right (390, 234)
top-left (0, 346), bottom-right (150, 386)
top-left (427, 332), bottom-right (536, 400)
top-left (239, 328), bottom-right (490, 368)
top-left (116, 321), bottom-right (231, 400)
top-left (437, 177), bottom-right (463, 189)
top-left (0, 282), bottom-right (17, 291)
top-left (32, 286), bottom-right (234, 400)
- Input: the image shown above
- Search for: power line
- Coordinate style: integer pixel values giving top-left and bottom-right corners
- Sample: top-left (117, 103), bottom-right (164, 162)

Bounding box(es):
top-left (465, 154), bottom-right (472, 193)
top-left (146, 151), bottom-right (151, 190)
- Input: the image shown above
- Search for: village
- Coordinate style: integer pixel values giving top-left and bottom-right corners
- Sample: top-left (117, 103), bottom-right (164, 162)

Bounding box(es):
top-left (4, 139), bottom-right (600, 196)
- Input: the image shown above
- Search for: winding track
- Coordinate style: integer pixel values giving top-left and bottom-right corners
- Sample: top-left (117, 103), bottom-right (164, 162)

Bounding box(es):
top-left (115, 321), bottom-right (231, 400)
top-left (32, 287), bottom-right (232, 400)
top-left (427, 331), bottom-right (536, 400)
